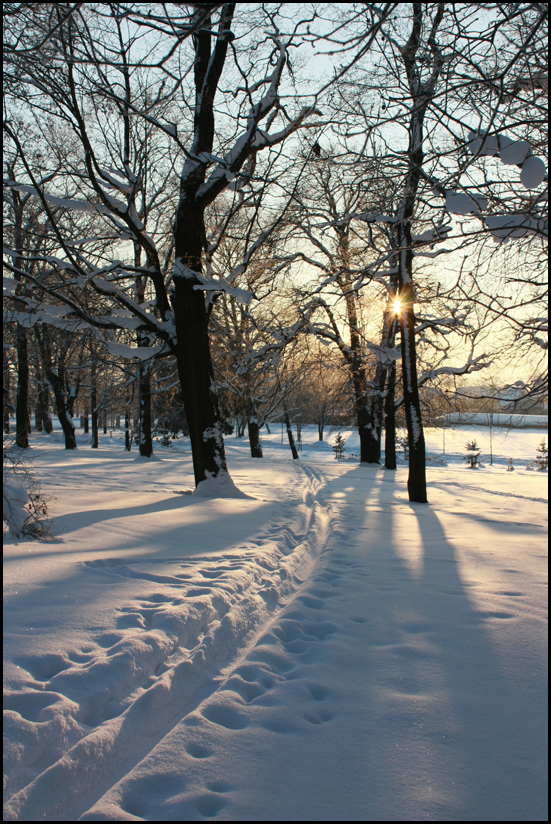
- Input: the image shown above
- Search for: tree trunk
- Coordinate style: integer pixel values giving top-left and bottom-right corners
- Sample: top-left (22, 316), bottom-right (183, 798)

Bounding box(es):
top-left (66, 381), bottom-right (79, 419)
top-left (392, 2), bottom-right (444, 503)
top-left (400, 281), bottom-right (427, 502)
top-left (91, 361), bottom-right (99, 449)
top-left (138, 360), bottom-right (153, 457)
top-left (355, 391), bottom-right (372, 463)
top-left (247, 418), bottom-right (263, 458)
top-left (35, 384), bottom-right (53, 433)
top-left (48, 374), bottom-right (77, 449)
top-left (15, 323), bottom-right (29, 448)
top-left (172, 208), bottom-right (229, 486)
top-left (284, 408), bottom-right (299, 460)
top-left (367, 309), bottom-right (394, 464)
top-left (384, 361), bottom-right (397, 470)
top-left (3, 345), bottom-right (10, 433)
top-left (125, 410), bottom-right (131, 451)
top-left (247, 403), bottom-right (263, 458)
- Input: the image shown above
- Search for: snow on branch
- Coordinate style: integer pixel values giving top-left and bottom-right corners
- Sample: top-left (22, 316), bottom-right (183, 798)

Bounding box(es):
top-left (466, 131), bottom-right (547, 190)
top-left (105, 342), bottom-right (163, 361)
top-left (4, 181), bottom-right (122, 214)
top-left (483, 214), bottom-right (548, 242)
top-left (174, 257), bottom-right (252, 304)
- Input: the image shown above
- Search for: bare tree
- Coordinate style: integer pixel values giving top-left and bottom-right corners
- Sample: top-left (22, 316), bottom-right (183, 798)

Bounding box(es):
top-left (4, 3), bottom-right (362, 490)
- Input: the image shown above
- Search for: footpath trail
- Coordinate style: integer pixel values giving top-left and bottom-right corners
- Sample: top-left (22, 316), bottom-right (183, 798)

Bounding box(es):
top-left (4, 459), bottom-right (332, 821)
top-left (3, 445), bottom-right (548, 821)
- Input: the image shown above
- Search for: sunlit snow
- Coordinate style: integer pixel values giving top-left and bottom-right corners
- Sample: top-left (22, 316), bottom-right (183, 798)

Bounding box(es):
top-left (3, 423), bottom-right (547, 822)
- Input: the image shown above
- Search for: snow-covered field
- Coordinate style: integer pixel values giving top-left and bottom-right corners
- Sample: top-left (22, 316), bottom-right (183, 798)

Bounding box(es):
top-left (3, 425), bottom-right (548, 822)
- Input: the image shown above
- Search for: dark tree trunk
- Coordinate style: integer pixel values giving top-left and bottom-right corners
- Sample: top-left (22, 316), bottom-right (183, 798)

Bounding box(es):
top-left (247, 405), bottom-right (263, 458)
top-left (172, 210), bottom-right (229, 485)
top-left (384, 361), bottom-right (397, 470)
top-left (66, 382), bottom-right (78, 419)
top-left (399, 281), bottom-right (427, 502)
top-left (284, 409), bottom-right (299, 460)
top-left (138, 361), bottom-right (153, 457)
top-left (15, 323), bottom-right (29, 448)
top-left (3, 345), bottom-right (10, 433)
top-left (366, 309), bottom-right (394, 464)
top-left (82, 411), bottom-right (89, 434)
top-left (91, 361), bottom-right (99, 449)
top-left (35, 384), bottom-right (53, 433)
top-left (36, 327), bottom-right (76, 448)
top-left (49, 374), bottom-right (77, 449)
top-left (125, 411), bottom-right (131, 451)
top-left (356, 396), bottom-right (372, 463)
top-left (318, 422), bottom-right (324, 441)
top-left (168, 6), bottom-right (237, 488)
top-left (392, 2), bottom-right (444, 503)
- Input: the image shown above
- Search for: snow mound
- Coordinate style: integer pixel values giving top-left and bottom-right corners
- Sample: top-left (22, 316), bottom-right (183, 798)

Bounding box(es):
top-left (192, 470), bottom-right (254, 499)
top-left (3, 479), bottom-right (30, 537)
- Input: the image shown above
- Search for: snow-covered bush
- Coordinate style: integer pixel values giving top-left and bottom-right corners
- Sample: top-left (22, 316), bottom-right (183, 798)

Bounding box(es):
top-left (3, 440), bottom-right (53, 539)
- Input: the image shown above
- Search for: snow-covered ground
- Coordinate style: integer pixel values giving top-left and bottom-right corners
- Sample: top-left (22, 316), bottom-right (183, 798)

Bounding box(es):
top-left (3, 424), bottom-right (548, 822)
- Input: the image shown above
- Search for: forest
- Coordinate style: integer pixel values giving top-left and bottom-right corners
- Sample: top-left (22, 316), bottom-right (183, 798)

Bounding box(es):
top-left (3, 6), bottom-right (548, 823)
top-left (4, 2), bottom-right (547, 506)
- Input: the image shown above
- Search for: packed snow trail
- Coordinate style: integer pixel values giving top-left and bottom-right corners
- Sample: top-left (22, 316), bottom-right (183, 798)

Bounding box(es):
top-left (79, 465), bottom-right (547, 822)
top-left (3, 430), bottom-right (547, 821)
top-left (4, 461), bottom-right (334, 821)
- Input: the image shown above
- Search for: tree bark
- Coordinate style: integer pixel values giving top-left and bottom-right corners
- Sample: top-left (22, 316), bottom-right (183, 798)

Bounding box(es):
top-left (3, 346), bottom-right (10, 434)
top-left (125, 410), bottom-right (131, 451)
top-left (384, 360), bottom-right (397, 470)
top-left (247, 402), bottom-right (263, 458)
top-left (393, 2), bottom-right (443, 503)
top-left (35, 380), bottom-right (53, 433)
top-left (90, 360), bottom-right (99, 449)
top-left (15, 323), bottom-right (29, 448)
top-left (48, 372), bottom-right (77, 449)
top-left (284, 408), bottom-right (299, 460)
top-left (36, 327), bottom-right (76, 449)
top-left (138, 360), bottom-right (153, 457)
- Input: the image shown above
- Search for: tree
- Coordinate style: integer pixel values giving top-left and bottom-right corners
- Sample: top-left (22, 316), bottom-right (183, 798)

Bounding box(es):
top-left (333, 432), bottom-right (346, 461)
top-left (323, 2), bottom-right (547, 501)
top-left (463, 439), bottom-right (481, 468)
top-left (4, 4), bottom-right (335, 489)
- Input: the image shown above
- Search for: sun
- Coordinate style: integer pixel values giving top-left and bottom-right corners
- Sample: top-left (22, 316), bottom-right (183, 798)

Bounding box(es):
top-left (393, 298), bottom-right (401, 314)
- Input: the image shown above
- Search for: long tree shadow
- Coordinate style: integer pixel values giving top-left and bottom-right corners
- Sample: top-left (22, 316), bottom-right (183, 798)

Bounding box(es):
top-left (305, 465), bottom-right (546, 821)
top-left (404, 496), bottom-right (547, 821)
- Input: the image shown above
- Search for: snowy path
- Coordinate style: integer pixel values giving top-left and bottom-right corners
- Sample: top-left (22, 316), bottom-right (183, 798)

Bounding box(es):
top-left (3, 432), bottom-right (548, 821)
top-left (4, 457), bottom-right (334, 821)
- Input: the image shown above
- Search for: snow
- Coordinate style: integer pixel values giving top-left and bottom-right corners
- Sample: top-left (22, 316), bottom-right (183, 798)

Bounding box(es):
top-left (519, 156), bottom-right (547, 189)
top-left (3, 424), bottom-right (547, 822)
top-left (484, 213), bottom-right (548, 242)
top-left (3, 479), bottom-right (30, 538)
top-left (105, 342), bottom-right (163, 361)
top-left (445, 191), bottom-right (487, 215)
top-left (499, 140), bottom-right (531, 166)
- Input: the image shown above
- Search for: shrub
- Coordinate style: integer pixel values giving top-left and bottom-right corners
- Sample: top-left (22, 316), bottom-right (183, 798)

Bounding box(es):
top-left (3, 440), bottom-right (53, 539)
